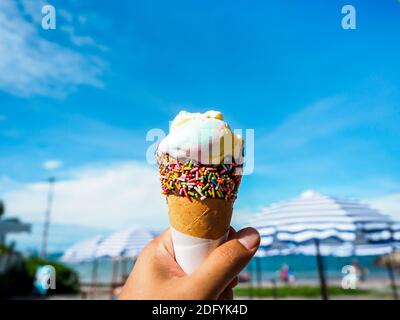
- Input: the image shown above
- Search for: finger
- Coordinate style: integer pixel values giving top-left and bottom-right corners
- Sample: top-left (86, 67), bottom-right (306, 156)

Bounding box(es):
top-left (157, 228), bottom-right (174, 256)
top-left (218, 288), bottom-right (234, 300)
top-left (228, 276), bottom-right (239, 289)
top-left (135, 228), bottom-right (186, 278)
top-left (215, 276), bottom-right (237, 301)
top-left (155, 229), bottom-right (188, 277)
top-left (188, 227), bottom-right (260, 299)
top-left (227, 227), bottom-right (237, 240)
top-left (136, 228), bottom-right (173, 261)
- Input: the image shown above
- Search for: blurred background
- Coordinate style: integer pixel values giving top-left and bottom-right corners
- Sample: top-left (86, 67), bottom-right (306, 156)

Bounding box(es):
top-left (0, 0), bottom-right (399, 299)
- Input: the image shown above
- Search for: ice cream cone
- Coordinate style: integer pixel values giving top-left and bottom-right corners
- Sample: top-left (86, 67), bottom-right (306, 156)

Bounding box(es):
top-left (156, 110), bottom-right (244, 274)
top-left (167, 195), bottom-right (233, 240)
top-left (167, 195), bottom-right (234, 273)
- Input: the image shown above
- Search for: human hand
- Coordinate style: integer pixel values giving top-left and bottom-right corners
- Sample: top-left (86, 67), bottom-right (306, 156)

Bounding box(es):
top-left (118, 227), bottom-right (260, 300)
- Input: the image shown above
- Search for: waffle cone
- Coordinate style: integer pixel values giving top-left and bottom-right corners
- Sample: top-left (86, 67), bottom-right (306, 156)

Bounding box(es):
top-left (167, 195), bottom-right (233, 240)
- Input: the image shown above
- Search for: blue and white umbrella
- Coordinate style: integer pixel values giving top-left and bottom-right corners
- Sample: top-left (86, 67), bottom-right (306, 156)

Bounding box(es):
top-left (95, 227), bottom-right (154, 259)
top-left (94, 227), bottom-right (154, 286)
top-left (249, 190), bottom-right (400, 299)
top-left (251, 190), bottom-right (399, 250)
top-left (60, 235), bottom-right (104, 263)
top-left (60, 235), bottom-right (105, 285)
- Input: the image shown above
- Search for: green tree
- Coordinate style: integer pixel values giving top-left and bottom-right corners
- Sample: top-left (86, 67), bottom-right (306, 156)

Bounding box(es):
top-left (0, 200), bottom-right (4, 217)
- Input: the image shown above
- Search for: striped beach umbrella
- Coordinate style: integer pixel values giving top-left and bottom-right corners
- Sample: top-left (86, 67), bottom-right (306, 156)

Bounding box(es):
top-left (60, 235), bottom-right (104, 263)
top-left (95, 227), bottom-right (154, 259)
top-left (375, 252), bottom-right (400, 268)
top-left (95, 227), bottom-right (154, 288)
top-left (60, 235), bottom-right (105, 286)
top-left (249, 190), bottom-right (400, 299)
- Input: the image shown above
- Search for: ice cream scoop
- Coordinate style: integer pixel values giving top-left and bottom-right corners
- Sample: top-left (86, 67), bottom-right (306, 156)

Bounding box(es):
top-left (157, 110), bottom-right (243, 166)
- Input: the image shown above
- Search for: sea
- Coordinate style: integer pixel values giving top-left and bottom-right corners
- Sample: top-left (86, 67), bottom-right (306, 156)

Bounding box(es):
top-left (62, 255), bottom-right (389, 284)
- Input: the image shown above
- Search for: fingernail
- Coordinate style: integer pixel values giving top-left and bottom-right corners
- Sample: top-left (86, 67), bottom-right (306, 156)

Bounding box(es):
top-left (237, 228), bottom-right (260, 250)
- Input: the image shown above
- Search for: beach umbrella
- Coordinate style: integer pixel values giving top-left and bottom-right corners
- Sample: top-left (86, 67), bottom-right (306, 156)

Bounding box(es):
top-left (249, 190), bottom-right (400, 300)
top-left (95, 227), bottom-right (154, 289)
top-left (95, 227), bottom-right (154, 259)
top-left (61, 235), bottom-right (104, 263)
top-left (60, 235), bottom-right (104, 287)
top-left (375, 251), bottom-right (400, 300)
top-left (349, 243), bottom-right (400, 300)
top-left (375, 252), bottom-right (400, 268)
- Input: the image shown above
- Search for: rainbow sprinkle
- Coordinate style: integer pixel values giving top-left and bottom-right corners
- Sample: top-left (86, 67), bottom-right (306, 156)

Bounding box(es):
top-left (158, 155), bottom-right (242, 202)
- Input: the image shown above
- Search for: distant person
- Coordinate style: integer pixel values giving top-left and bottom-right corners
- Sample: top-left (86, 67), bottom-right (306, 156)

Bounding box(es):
top-left (238, 271), bottom-right (251, 283)
top-left (279, 264), bottom-right (289, 283)
top-left (279, 264), bottom-right (296, 284)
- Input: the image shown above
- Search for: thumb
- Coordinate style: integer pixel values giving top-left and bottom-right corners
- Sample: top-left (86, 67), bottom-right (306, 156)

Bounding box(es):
top-left (188, 227), bottom-right (260, 299)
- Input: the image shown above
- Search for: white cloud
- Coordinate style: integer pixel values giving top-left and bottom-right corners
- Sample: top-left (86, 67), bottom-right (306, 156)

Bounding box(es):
top-left (60, 25), bottom-right (107, 51)
top-left (366, 193), bottom-right (400, 221)
top-left (3, 161), bottom-right (168, 230)
top-left (20, 0), bottom-right (47, 23)
top-left (42, 159), bottom-right (63, 171)
top-left (0, 175), bottom-right (21, 194)
top-left (0, 0), bottom-right (105, 98)
top-left (58, 8), bottom-right (74, 23)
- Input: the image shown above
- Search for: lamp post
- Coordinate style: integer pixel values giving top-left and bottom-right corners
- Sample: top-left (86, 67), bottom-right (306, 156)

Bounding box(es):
top-left (40, 176), bottom-right (55, 259)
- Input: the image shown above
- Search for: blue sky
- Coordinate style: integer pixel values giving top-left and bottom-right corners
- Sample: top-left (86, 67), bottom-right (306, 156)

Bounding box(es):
top-left (1, 0), bottom-right (400, 252)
